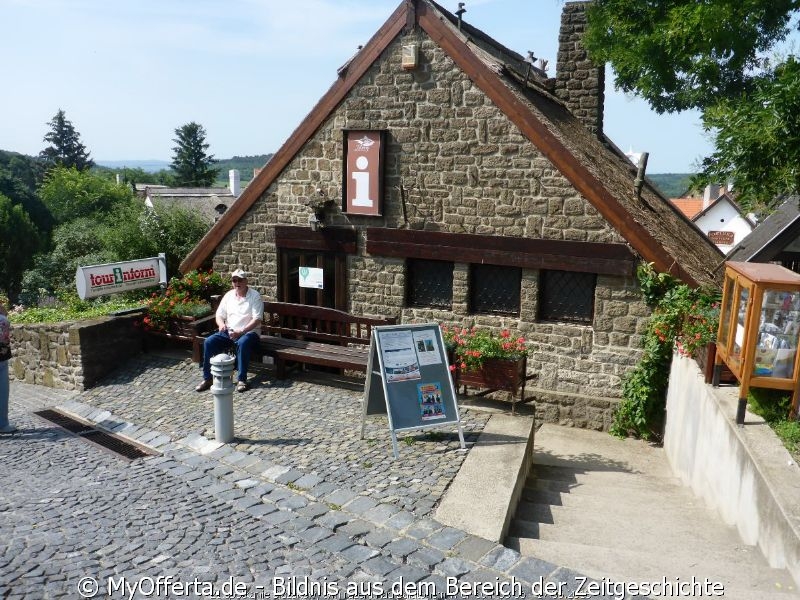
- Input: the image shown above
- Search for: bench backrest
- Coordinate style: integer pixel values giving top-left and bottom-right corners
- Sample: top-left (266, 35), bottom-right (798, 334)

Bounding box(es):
top-left (262, 301), bottom-right (397, 346)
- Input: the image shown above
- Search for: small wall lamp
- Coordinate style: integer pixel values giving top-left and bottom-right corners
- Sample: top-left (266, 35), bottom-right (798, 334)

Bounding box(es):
top-left (305, 188), bottom-right (337, 231)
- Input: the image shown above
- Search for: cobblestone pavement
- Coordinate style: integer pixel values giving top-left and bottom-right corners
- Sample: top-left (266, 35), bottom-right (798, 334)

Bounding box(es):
top-left (1, 352), bottom-right (597, 599)
top-left (76, 351), bottom-right (491, 517)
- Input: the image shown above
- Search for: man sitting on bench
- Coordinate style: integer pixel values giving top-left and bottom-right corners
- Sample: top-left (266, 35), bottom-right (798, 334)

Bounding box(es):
top-left (195, 268), bottom-right (263, 393)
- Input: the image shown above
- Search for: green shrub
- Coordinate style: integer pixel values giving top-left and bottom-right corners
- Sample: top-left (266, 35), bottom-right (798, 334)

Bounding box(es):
top-left (611, 263), bottom-right (721, 440)
top-left (8, 293), bottom-right (142, 324)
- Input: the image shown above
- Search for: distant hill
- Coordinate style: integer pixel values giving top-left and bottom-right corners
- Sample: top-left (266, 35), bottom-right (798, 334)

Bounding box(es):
top-left (648, 173), bottom-right (694, 198)
top-left (95, 159), bottom-right (169, 172)
top-left (216, 155), bottom-right (273, 182)
top-left (93, 155), bottom-right (692, 197)
top-left (96, 154), bottom-right (273, 186)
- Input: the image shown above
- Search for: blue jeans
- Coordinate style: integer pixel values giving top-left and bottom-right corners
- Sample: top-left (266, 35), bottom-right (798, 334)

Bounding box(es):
top-left (0, 360), bottom-right (9, 429)
top-left (202, 331), bottom-right (259, 382)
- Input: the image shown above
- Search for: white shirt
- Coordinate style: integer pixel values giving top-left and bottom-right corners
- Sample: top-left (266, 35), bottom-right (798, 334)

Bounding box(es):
top-left (216, 287), bottom-right (263, 331)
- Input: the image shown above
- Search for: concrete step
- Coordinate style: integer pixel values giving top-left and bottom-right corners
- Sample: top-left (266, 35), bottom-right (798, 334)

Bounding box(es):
top-left (508, 537), bottom-right (798, 600)
top-left (507, 425), bottom-right (800, 599)
top-left (514, 494), bottom-right (712, 526)
top-left (523, 471), bottom-right (689, 499)
top-left (532, 424), bottom-right (673, 474)
top-left (520, 481), bottom-right (703, 511)
top-left (511, 508), bottom-right (745, 552)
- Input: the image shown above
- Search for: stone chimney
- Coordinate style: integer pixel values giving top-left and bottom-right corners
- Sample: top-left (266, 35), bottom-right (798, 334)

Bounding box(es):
top-left (555, 1), bottom-right (605, 136)
top-left (702, 184), bottom-right (721, 209)
top-left (229, 169), bottom-right (241, 197)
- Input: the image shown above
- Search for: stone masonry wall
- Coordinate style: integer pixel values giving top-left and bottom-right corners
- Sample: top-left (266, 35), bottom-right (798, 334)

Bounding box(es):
top-left (209, 28), bottom-right (647, 430)
top-left (9, 314), bottom-right (143, 391)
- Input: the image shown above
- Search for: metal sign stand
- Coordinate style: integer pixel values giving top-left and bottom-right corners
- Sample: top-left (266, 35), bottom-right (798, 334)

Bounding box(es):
top-left (361, 324), bottom-right (465, 459)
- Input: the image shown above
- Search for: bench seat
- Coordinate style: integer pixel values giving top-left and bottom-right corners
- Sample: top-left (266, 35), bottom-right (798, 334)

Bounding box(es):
top-left (193, 301), bottom-right (397, 381)
top-left (259, 335), bottom-right (370, 378)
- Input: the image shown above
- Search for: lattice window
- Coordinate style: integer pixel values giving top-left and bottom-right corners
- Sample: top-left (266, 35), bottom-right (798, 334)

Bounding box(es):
top-left (539, 270), bottom-right (596, 324)
top-left (470, 264), bottom-right (521, 316)
top-left (407, 259), bottom-right (453, 309)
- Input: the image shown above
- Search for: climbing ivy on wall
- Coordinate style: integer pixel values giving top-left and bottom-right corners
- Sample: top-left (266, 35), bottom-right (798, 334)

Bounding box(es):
top-left (611, 263), bottom-right (720, 440)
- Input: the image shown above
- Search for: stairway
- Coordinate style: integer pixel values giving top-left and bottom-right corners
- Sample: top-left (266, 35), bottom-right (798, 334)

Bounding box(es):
top-left (505, 424), bottom-right (799, 600)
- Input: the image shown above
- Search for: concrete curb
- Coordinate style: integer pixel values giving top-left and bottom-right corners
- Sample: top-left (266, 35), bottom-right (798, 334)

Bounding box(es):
top-left (435, 412), bottom-right (536, 542)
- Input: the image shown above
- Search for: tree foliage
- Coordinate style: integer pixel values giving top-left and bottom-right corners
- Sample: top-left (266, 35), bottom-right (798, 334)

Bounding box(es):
top-left (39, 166), bottom-right (132, 225)
top-left (39, 109), bottom-right (94, 171)
top-left (0, 149), bottom-right (51, 234)
top-left (170, 122), bottom-right (218, 187)
top-left (584, 0), bottom-right (800, 210)
top-left (0, 193), bottom-right (41, 303)
top-left (699, 57), bottom-right (800, 211)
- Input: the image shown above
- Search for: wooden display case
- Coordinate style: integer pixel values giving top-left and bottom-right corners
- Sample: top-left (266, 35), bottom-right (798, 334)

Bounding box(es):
top-left (714, 262), bottom-right (800, 423)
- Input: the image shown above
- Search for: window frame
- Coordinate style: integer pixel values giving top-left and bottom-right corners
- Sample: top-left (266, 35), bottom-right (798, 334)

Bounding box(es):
top-left (406, 258), bottom-right (454, 309)
top-left (469, 263), bottom-right (522, 316)
top-left (538, 269), bottom-right (596, 325)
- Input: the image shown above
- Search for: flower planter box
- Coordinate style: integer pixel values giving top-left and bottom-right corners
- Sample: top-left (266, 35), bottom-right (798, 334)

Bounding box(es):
top-left (169, 315), bottom-right (206, 339)
top-left (454, 355), bottom-right (535, 414)
top-left (143, 313), bottom-right (215, 358)
top-left (695, 342), bottom-right (736, 384)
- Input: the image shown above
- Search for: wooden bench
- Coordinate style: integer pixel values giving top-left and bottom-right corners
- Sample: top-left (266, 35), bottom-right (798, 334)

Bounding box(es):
top-left (193, 301), bottom-right (397, 379)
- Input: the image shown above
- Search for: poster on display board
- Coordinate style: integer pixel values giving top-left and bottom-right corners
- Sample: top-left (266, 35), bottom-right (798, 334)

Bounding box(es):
top-left (361, 323), bottom-right (465, 458)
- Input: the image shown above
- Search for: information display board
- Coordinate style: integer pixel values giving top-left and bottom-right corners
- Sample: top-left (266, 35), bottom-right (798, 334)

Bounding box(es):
top-left (361, 323), bottom-right (465, 458)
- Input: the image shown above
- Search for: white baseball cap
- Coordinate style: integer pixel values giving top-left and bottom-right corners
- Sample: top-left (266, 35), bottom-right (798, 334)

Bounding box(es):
top-left (231, 268), bottom-right (247, 279)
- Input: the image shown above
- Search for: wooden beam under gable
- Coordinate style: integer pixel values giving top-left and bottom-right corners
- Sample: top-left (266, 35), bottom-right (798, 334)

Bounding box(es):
top-left (366, 228), bottom-right (637, 276)
top-left (415, 1), bottom-right (698, 286)
top-left (179, 2), bottom-right (408, 274)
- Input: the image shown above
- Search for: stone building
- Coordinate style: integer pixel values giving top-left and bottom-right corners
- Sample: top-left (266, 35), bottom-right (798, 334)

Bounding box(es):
top-left (180, 0), bottom-right (722, 429)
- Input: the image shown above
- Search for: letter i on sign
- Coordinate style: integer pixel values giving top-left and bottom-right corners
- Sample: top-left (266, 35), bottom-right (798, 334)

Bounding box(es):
top-left (351, 156), bottom-right (373, 207)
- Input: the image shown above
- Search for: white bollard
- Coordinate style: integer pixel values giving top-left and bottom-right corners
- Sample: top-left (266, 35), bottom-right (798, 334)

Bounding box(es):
top-left (210, 353), bottom-right (236, 443)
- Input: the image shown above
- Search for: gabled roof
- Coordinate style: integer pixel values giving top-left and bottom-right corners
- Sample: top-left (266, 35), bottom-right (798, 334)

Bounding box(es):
top-left (692, 192), bottom-right (754, 226)
top-left (670, 198), bottom-right (704, 220)
top-left (180, 0), bottom-right (722, 288)
top-left (146, 187), bottom-right (233, 198)
top-left (145, 186), bottom-right (235, 223)
top-left (727, 196), bottom-right (800, 263)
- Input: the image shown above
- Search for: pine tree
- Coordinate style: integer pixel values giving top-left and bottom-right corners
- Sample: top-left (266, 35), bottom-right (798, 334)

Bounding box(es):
top-left (170, 122), bottom-right (218, 187)
top-left (39, 109), bottom-right (94, 171)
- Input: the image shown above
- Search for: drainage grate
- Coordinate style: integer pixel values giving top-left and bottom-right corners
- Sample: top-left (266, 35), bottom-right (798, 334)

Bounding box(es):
top-left (35, 409), bottom-right (157, 460)
top-left (35, 409), bottom-right (93, 434)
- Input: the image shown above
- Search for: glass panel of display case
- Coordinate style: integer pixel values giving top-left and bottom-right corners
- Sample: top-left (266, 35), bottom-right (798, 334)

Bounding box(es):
top-left (752, 290), bottom-right (800, 379)
top-left (719, 275), bottom-right (734, 348)
top-left (732, 286), bottom-right (749, 360)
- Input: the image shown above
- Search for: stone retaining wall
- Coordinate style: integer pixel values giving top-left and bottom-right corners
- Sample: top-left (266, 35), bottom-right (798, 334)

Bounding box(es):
top-left (9, 314), bottom-right (144, 391)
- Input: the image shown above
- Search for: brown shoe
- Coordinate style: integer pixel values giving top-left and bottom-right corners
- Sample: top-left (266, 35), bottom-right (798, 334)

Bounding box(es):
top-left (236, 381), bottom-right (249, 393)
top-left (195, 379), bottom-right (212, 392)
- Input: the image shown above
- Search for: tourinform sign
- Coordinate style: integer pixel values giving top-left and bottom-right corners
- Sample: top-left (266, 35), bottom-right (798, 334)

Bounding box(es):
top-left (75, 255), bottom-right (167, 300)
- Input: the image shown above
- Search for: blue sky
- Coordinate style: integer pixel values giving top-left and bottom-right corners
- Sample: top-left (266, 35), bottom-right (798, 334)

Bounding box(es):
top-left (1, 0), bottom-right (713, 173)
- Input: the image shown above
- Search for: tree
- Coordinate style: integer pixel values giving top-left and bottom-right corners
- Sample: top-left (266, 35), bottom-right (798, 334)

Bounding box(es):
top-left (584, 0), bottom-right (800, 210)
top-left (0, 194), bottom-right (41, 304)
top-left (39, 166), bottom-right (132, 225)
top-left (700, 58), bottom-right (800, 212)
top-left (39, 109), bottom-right (94, 171)
top-left (170, 122), bottom-right (218, 187)
top-left (0, 150), bottom-right (52, 234)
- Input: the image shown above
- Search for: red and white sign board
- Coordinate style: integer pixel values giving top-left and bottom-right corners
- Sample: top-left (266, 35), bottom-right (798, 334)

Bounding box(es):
top-left (344, 130), bottom-right (384, 216)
